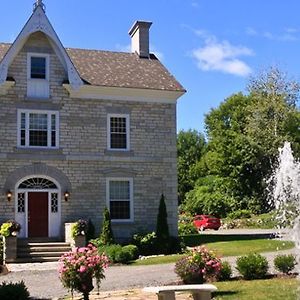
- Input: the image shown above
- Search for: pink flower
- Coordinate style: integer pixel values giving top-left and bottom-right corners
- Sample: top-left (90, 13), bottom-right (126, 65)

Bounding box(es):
top-left (79, 266), bottom-right (87, 273)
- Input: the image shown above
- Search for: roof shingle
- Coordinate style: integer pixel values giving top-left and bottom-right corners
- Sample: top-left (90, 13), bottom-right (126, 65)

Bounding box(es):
top-left (0, 43), bottom-right (185, 92)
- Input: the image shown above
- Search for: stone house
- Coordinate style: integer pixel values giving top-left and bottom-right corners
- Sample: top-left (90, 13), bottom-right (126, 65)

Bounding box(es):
top-left (0, 1), bottom-right (185, 241)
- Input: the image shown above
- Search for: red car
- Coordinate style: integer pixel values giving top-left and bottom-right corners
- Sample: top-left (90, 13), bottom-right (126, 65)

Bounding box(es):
top-left (193, 215), bottom-right (221, 232)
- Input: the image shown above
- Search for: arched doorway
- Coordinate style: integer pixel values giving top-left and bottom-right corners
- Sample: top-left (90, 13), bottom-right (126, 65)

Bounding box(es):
top-left (15, 176), bottom-right (61, 238)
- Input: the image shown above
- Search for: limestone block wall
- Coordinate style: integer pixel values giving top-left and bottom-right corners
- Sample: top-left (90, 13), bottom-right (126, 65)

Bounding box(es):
top-left (0, 32), bottom-right (178, 239)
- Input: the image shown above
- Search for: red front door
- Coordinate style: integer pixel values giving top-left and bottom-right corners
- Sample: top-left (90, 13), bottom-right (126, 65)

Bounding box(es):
top-left (28, 192), bottom-right (48, 237)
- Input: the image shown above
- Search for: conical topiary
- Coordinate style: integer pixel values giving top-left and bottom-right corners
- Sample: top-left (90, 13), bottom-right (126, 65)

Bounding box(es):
top-left (99, 207), bottom-right (115, 245)
top-left (156, 194), bottom-right (170, 253)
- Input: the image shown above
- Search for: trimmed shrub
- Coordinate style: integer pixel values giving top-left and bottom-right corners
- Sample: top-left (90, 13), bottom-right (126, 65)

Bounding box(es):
top-left (156, 194), bottom-right (170, 254)
top-left (274, 254), bottom-right (297, 274)
top-left (115, 245), bottom-right (139, 264)
top-left (175, 246), bottom-right (221, 284)
top-left (98, 244), bottom-right (122, 263)
top-left (217, 261), bottom-right (232, 281)
top-left (99, 208), bottom-right (114, 245)
top-left (236, 253), bottom-right (268, 280)
top-left (0, 281), bottom-right (30, 300)
top-left (132, 232), bottom-right (158, 256)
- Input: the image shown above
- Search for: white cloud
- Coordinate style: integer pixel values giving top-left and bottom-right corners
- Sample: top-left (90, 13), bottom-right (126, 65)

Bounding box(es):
top-left (246, 27), bottom-right (299, 42)
top-left (192, 33), bottom-right (254, 77)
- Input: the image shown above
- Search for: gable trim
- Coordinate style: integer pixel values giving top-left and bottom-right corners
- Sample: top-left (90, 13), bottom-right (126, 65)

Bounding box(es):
top-left (0, 6), bottom-right (83, 90)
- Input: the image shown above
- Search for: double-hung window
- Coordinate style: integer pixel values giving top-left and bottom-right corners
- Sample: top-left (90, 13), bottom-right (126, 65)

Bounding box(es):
top-left (106, 178), bottom-right (133, 222)
top-left (18, 110), bottom-right (59, 148)
top-left (107, 114), bottom-right (130, 150)
top-left (27, 53), bottom-right (50, 98)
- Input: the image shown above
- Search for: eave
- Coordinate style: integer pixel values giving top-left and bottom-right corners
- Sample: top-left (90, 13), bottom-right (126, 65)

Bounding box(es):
top-left (63, 84), bottom-right (185, 103)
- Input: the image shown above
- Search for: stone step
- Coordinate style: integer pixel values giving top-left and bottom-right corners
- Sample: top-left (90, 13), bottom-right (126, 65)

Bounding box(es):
top-left (18, 251), bottom-right (66, 258)
top-left (15, 256), bottom-right (62, 263)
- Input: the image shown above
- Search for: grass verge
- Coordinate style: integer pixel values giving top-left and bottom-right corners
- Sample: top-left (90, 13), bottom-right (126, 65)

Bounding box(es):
top-left (132, 239), bottom-right (294, 266)
top-left (213, 277), bottom-right (299, 300)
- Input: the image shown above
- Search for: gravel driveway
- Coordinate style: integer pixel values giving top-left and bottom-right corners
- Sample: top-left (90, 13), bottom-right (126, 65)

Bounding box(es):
top-left (0, 247), bottom-right (297, 299)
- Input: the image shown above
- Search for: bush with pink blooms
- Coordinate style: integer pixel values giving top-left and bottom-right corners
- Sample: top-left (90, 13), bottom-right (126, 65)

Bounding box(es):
top-left (58, 244), bottom-right (109, 300)
top-left (175, 246), bottom-right (221, 284)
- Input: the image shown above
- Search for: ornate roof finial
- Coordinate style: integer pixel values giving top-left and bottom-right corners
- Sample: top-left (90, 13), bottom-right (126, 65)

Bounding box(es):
top-left (33, 0), bottom-right (46, 12)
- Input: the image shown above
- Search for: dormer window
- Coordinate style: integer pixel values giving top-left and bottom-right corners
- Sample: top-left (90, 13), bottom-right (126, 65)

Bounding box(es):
top-left (31, 57), bottom-right (46, 79)
top-left (27, 53), bottom-right (50, 98)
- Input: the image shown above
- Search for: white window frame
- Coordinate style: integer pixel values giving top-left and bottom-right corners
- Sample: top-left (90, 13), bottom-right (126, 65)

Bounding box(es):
top-left (107, 114), bottom-right (130, 151)
top-left (17, 109), bottom-right (59, 149)
top-left (106, 177), bottom-right (134, 222)
top-left (27, 53), bottom-right (50, 81)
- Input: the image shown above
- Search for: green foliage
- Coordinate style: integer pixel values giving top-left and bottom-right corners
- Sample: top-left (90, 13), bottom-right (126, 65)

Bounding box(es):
top-left (178, 214), bottom-right (198, 235)
top-left (181, 176), bottom-right (235, 217)
top-left (0, 220), bottom-right (21, 237)
top-left (97, 244), bottom-right (138, 264)
top-left (71, 219), bottom-right (88, 239)
top-left (177, 130), bottom-right (206, 202)
top-left (0, 281), bottom-right (30, 300)
top-left (132, 232), bottom-right (158, 256)
top-left (99, 208), bottom-right (114, 245)
top-left (236, 253), bottom-right (269, 280)
top-left (115, 245), bottom-right (139, 264)
top-left (175, 246), bottom-right (221, 284)
top-left (227, 210), bottom-right (252, 220)
top-left (156, 194), bottom-right (170, 253)
top-left (222, 212), bottom-right (277, 229)
top-left (86, 219), bottom-right (95, 242)
top-left (274, 254), bottom-right (297, 274)
top-left (217, 261), bottom-right (232, 281)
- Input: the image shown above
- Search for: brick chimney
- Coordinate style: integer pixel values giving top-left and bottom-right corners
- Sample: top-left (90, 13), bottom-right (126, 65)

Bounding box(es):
top-left (129, 21), bottom-right (152, 58)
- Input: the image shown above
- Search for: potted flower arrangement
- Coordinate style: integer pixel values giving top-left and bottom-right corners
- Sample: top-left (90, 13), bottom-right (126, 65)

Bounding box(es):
top-left (71, 219), bottom-right (88, 248)
top-left (58, 244), bottom-right (109, 300)
top-left (0, 220), bottom-right (21, 263)
top-left (0, 220), bottom-right (21, 237)
top-left (175, 246), bottom-right (221, 284)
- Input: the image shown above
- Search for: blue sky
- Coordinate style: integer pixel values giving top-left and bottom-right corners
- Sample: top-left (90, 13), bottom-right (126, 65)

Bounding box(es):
top-left (1, 0), bottom-right (300, 133)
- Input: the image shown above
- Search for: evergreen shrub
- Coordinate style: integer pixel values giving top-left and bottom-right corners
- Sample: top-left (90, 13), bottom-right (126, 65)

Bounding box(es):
top-left (0, 281), bottom-right (30, 300)
top-left (274, 254), bottom-right (296, 274)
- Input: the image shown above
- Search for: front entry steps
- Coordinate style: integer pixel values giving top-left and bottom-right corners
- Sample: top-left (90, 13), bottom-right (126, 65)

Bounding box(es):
top-left (16, 238), bottom-right (71, 263)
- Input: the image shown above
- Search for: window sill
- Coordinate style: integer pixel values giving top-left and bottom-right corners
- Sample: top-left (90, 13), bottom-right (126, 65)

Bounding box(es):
top-left (111, 220), bottom-right (134, 224)
top-left (104, 149), bottom-right (134, 157)
top-left (8, 148), bottom-right (66, 160)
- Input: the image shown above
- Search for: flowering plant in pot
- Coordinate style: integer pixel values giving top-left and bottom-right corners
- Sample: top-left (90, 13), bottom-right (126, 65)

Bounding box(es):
top-left (58, 244), bottom-right (109, 300)
top-left (0, 220), bottom-right (21, 237)
top-left (175, 246), bottom-right (221, 284)
top-left (71, 219), bottom-right (88, 238)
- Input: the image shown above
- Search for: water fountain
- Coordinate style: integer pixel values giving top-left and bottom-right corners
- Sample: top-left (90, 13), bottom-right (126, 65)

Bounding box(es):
top-left (268, 141), bottom-right (300, 252)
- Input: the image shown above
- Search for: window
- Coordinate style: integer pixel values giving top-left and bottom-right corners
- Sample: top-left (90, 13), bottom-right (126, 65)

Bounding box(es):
top-left (31, 57), bottom-right (46, 79)
top-left (18, 110), bottom-right (59, 148)
top-left (27, 53), bottom-right (50, 98)
top-left (106, 178), bottom-right (133, 221)
top-left (107, 114), bottom-right (130, 150)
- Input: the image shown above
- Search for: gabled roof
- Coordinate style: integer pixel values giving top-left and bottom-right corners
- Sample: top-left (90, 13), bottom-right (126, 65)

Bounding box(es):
top-left (0, 5), bottom-right (83, 90)
top-left (0, 43), bottom-right (185, 92)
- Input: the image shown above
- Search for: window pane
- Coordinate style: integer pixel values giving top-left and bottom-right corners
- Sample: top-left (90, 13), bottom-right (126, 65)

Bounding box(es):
top-left (110, 117), bottom-right (127, 149)
top-left (29, 113), bottom-right (48, 146)
top-left (17, 193), bottom-right (25, 213)
top-left (109, 181), bottom-right (130, 200)
top-left (31, 57), bottom-right (46, 79)
top-left (110, 201), bottom-right (130, 219)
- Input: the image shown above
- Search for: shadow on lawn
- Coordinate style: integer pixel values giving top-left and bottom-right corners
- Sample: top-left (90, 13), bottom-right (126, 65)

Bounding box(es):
top-left (213, 291), bottom-right (238, 297)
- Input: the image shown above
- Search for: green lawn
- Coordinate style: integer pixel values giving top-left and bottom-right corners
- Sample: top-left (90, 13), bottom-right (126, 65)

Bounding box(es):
top-left (132, 239), bottom-right (294, 266)
top-left (213, 278), bottom-right (299, 300)
top-left (206, 239), bottom-right (294, 257)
